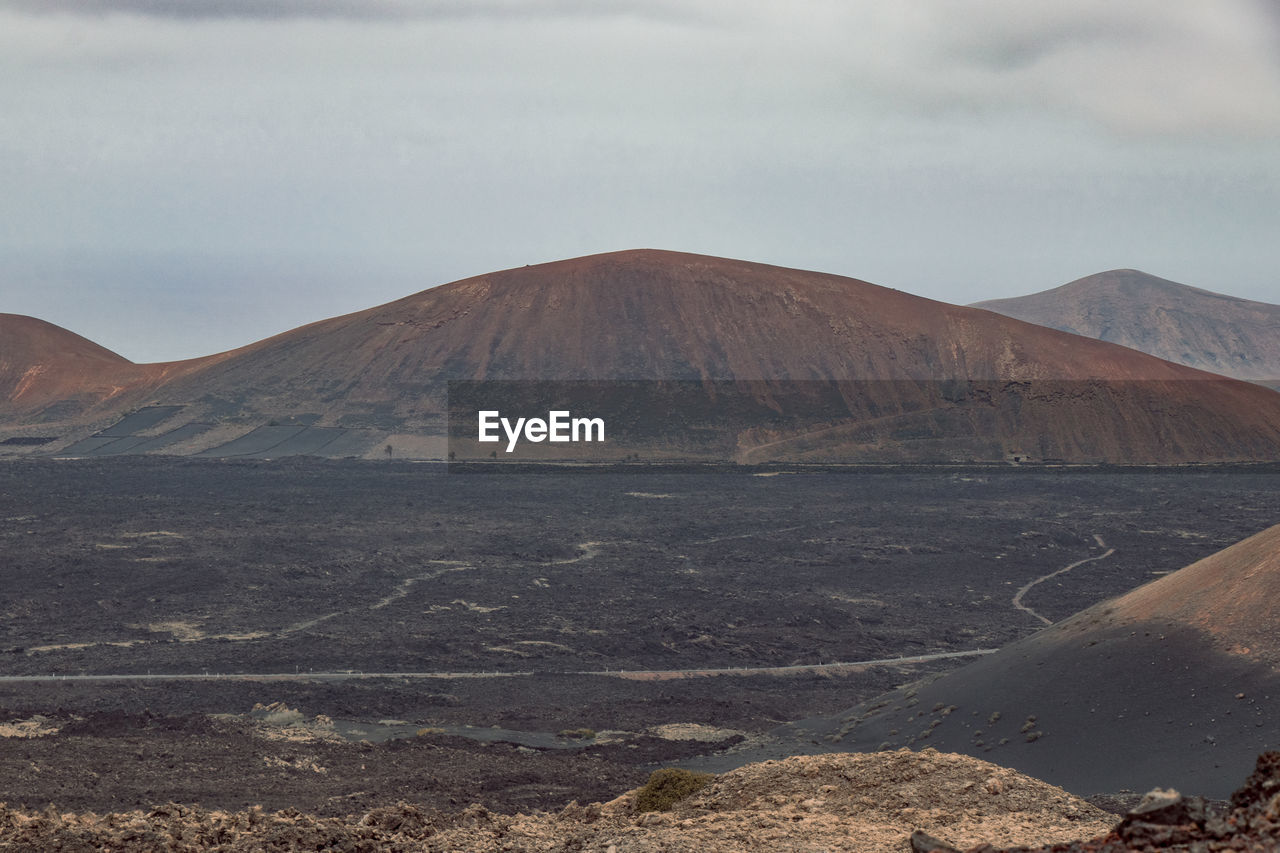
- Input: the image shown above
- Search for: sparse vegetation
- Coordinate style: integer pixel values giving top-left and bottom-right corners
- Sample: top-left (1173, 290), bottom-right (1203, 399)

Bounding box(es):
top-left (558, 728), bottom-right (597, 740)
top-left (988, 711), bottom-right (1001, 724)
top-left (634, 768), bottom-right (714, 813)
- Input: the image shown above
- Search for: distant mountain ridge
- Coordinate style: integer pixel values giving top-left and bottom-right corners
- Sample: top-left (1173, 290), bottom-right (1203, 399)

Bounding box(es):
top-left (4, 251), bottom-right (1280, 463)
top-left (972, 269), bottom-right (1280, 388)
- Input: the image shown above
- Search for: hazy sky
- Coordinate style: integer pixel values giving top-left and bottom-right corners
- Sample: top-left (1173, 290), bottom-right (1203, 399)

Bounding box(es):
top-left (3, 1), bottom-right (1279, 362)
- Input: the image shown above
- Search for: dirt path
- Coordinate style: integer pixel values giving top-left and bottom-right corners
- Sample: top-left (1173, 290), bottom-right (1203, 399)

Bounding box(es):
top-left (1012, 535), bottom-right (1116, 625)
top-left (581, 648), bottom-right (998, 680)
top-left (26, 563), bottom-right (478, 655)
top-left (0, 649), bottom-right (997, 684)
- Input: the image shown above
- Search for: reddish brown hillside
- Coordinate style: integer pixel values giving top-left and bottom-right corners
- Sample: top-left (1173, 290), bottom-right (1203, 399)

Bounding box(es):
top-left (0, 314), bottom-right (222, 429)
top-left (7, 251), bottom-right (1280, 461)
top-left (161, 251), bottom-right (1264, 388)
top-left (0, 313), bottom-right (143, 415)
top-left (973, 269), bottom-right (1280, 386)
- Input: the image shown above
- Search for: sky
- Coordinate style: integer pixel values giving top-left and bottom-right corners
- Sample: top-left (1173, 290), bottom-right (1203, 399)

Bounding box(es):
top-left (2, 1), bottom-right (1279, 363)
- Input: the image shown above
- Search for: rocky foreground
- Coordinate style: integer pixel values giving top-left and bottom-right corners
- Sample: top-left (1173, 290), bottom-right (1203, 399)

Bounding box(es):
top-left (1, 748), bottom-right (1276, 851)
top-left (915, 750), bottom-right (1280, 853)
top-left (0, 749), bottom-right (1113, 852)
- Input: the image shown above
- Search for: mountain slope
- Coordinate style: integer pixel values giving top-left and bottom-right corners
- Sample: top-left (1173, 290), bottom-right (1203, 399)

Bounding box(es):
top-left (806, 523), bottom-right (1280, 798)
top-left (7, 251), bottom-right (1280, 462)
top-left (0, 313), bottom-right (152, 420)
top-left (972, 269), bottom-right (1280, 387)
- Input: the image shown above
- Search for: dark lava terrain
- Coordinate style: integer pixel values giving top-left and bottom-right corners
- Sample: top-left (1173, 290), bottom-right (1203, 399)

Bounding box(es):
top-left (1, 458), bottom-right (1278, 813)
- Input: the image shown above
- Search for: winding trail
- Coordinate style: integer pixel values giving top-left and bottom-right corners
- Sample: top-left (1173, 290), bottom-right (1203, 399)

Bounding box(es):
top-left (1012, 535), bottom-right (1116, 625)
top-left (26, 562), bottom-right (478, 655)
top-left (0, 649), bottom-right (997, 684)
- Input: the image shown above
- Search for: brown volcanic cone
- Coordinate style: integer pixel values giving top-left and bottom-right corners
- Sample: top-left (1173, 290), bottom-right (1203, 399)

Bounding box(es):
top-left (802, 524), bottom-right (1280, 799)
top-left (7, 251), bottom-right (1280, 461)
top-left (0, 314), bottom-right (220, 431)
top-left (111, 250), bottom-right (1280, 461)
top-left (0, 313), bottom-right (143, 419)
top-left (973, 269), bottom-right (1280, 388)
top-left (160, 251), bottom-right (1266, 387)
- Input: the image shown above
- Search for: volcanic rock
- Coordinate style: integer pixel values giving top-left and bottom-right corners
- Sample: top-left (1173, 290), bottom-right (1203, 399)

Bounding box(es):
top-left (960, 750), bottom-right (1280, 852)
top-left (0, 749), bottom-right (1115, 852)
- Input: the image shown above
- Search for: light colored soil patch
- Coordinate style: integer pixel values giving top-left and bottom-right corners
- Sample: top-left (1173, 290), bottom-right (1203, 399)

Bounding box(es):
top-left (483, 646), bottom-right (526, 656)
top-left (512, 640), bottom-right (574, 652)
top-left (27, 640), bottom-right (141, 653)
top-left (263, 755), bottom-right (328, 774)
top-left (140, 620), bottom-right (205, 641)
top-left (0, 716), bottom-right (62, 738)
top-left (648, 723), bottom-right (745, 742)
top-left (120, 531), bottom-right (186, 539)
top-left (449, 599), bottom-right (507, 614)
top-left (125, 621), bottom-right (272, 643)
top-left (250, 703), bottom-right (342, 744)
top-left (367, 433), bottom-right (446, 460)
top-left (828, 594), bottom-right (888, 606)
top-left (624, 492), bottom-right (679, 499)
top-left (93, 543), bottom-right (130, 550)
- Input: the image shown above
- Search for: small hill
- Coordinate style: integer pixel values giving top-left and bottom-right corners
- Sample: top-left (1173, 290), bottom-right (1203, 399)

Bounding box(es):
top-left (972, 270), bottom-right (1280, 388)
top-left (798, 524), bottom-right (1280, 799)
top-left (0, 313), bottom-right (137, 416)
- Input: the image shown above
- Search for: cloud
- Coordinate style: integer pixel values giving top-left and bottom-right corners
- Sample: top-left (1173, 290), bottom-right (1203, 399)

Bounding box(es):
top-left (7, 0), bottom-right (1277, 138)
top-left (830, 0), bottom-right (1280, 136)
top-left (0, 0), bottom-right (700, 22)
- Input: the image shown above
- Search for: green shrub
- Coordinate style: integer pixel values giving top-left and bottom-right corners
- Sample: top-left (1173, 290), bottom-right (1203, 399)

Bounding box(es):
top-left (635, 768), bottom-right (714, 813)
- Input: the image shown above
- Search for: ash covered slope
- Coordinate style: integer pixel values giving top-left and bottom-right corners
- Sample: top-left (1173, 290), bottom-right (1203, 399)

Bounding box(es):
top-left (973, 269), bottom-right (1280, 388)
top-left (801, 523), bottom-right (1280, 799)
top-left (92, 250), bottom-right (1280, 461)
